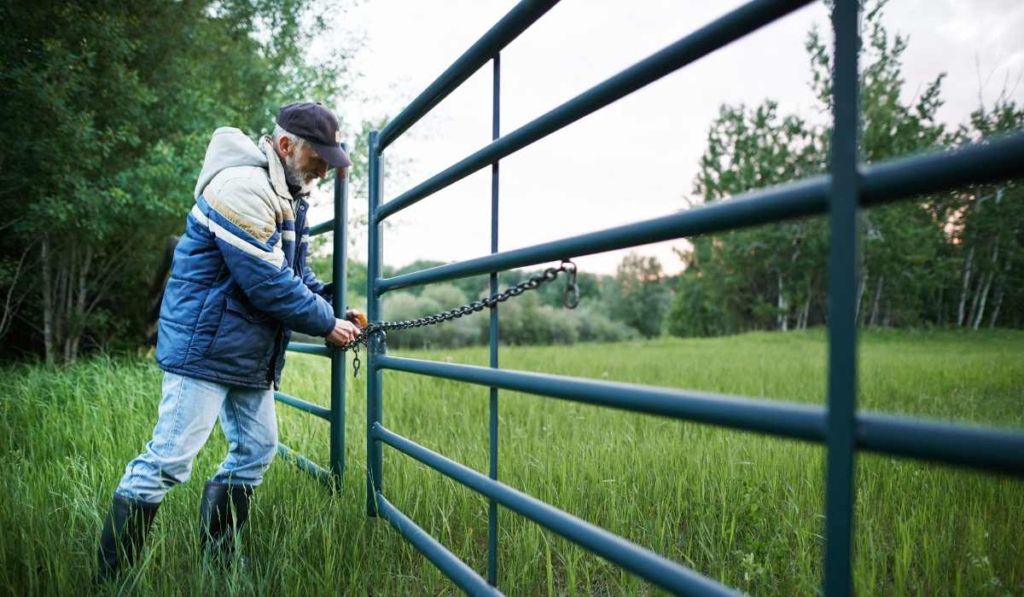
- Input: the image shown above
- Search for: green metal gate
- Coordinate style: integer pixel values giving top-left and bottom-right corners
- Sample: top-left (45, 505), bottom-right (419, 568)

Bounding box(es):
top-left (282, 0), bottom-right (1024, 594)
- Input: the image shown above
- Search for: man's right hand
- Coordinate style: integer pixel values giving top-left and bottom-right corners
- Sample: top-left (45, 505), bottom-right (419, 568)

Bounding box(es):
top-left (326, 318), bottom-right (360, 346)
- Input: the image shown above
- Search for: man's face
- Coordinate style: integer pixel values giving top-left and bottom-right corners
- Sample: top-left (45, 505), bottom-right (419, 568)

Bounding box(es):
top-left (280, 137), bottom-right (329, 194)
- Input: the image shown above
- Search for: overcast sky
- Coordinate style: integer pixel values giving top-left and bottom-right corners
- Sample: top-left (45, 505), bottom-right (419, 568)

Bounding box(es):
top-left (309, 0), bottom-right (1024, 276)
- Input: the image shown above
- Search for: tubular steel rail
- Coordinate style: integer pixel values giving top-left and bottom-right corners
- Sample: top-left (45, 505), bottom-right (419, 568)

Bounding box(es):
top-left (275, 150), bottom-right (350, 487)
top-left (357, 0), bottom-right (1024, 594)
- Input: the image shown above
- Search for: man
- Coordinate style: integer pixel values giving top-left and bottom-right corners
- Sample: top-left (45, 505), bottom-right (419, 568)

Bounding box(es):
top-left (96, 102), bottom-right (361, 580)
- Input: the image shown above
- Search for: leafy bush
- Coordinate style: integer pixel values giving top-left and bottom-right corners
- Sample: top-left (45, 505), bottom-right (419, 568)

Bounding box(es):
top-left (380, 286), bottom-right (637, 349)
top-left (574, 308), bottom-right (640, 343)
top-left (383, 286), bottom-right (480, 350)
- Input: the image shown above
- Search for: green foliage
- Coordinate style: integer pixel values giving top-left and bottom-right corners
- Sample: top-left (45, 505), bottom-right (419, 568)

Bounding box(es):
top-left (0, 0), bottom-right (358, 361)
top-left (603, 252), bottom-right (670, 338)
top-left (572, 306), bottom-right (640, 344)
top-left (379, 284), bottom-right (638, 350)
top-left (666, 267), bottom-right (721, 338)
top-left (381, 287), bottom-right (480, 350)
top-left (667, 0), bottom-right (1023, 338)
top-left (670, 98), bottom-right (826, 337)
top-left (942, 101), bottom-right (1024, 329)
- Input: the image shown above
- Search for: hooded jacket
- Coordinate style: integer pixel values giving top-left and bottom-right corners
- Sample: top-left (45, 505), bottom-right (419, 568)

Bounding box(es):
top-left (155, 127), bottom-right (335, 389)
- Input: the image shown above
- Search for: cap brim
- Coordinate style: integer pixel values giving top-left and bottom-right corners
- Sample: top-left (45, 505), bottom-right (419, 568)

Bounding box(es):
top-left (310, 142), bottom-right (352, 168)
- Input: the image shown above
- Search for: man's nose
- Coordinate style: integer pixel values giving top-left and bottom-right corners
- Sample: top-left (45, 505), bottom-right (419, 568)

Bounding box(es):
top-left (318, 164), bottom-right (328, 179)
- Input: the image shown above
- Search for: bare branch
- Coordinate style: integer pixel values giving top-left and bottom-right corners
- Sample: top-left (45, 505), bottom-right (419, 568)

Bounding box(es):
top-left (0, 244), bottom-right (32, 340)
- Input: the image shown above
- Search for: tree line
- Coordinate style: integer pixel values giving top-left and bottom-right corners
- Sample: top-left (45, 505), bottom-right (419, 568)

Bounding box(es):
top-left (0, 0), bottom-right (364, 363)
top-left (668, 2), bottom-right (1022, 338)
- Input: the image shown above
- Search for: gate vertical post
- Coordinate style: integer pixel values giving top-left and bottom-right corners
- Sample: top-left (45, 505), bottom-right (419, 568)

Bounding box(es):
top-left (367, 131), bottom-right (384, 516)
top-left (487, 52), bottom-right (501, 588)
top-left (824, 0), bottom-right (861, 595)
top-left (329, 143), bottom-right (350, 485)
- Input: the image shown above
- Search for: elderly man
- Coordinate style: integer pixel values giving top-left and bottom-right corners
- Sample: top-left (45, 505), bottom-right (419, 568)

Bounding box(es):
top-left (97, 102), bottom-right (361, 580)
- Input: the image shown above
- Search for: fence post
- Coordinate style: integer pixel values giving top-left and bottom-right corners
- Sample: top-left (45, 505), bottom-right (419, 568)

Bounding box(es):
top-left (487, 52), bottom-right (501, 588)
top-left (824, 0), bottom-right (861, 595)
top-left (330, 143), bottom-right (350, 486)
top-left (367, 131), bottom-right (384, 516)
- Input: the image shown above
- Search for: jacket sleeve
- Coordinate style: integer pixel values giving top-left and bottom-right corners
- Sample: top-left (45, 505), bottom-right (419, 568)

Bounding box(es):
top-left (195, 178), bottom-right (336, 337)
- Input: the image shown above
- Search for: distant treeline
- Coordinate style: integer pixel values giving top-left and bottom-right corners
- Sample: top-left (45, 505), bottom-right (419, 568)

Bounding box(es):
top-left (667, 5), bottom-right (1022, 337)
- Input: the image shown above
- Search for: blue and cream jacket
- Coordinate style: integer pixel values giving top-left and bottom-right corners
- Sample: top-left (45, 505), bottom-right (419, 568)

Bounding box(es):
top-left (156, 127), bottom-right (335, 390)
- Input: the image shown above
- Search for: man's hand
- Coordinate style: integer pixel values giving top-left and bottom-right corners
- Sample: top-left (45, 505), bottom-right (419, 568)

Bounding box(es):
top-left (326, 318), bottom-right (360, 346)
top-left (336, 166), bottom-right (349, 181)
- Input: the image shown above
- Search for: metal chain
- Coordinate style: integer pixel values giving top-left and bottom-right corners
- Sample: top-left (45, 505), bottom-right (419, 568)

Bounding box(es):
top-left (333, 260), bottom-right (580, 377)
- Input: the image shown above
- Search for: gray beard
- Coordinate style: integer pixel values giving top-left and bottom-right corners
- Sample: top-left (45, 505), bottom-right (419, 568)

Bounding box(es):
top-left (283, 150), bottom-right (316, 195)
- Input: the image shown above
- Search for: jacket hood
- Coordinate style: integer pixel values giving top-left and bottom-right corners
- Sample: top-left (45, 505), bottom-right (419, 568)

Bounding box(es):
top-left (194, 127), bottom-right (292, 201)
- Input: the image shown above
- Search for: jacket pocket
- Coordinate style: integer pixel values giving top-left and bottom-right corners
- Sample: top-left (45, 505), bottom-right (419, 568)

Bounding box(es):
top-left (208, 296), bottom-right (278, 374)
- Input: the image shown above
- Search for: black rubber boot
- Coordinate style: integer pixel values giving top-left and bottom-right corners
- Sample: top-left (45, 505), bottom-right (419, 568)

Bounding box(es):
top-left (199, 481), bottom-right (254, 564)
top-left (96, 494), bottom-right (160, 583)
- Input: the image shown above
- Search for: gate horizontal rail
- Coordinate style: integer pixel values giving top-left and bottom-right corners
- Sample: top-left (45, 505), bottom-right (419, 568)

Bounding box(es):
top-left (378, 133), bottom-right (1024, 294)
top-left (285, 342), bottom-right (332, 357)
top-left (277, 442), bottom-right (333, 485)
top-left (274, 391), bottom-right (331, 421)
top-left (362, 0), bottom-right (1024, 594)
top-left (376, 0), bottom-right (557, 152)
top-left (307, 219), bottom-right (334, 237)
top-left (377, 355), bottom-right (1024, 474)
top-left (856, 413), bottom-right (1024, 474)
top-left (373, 424), bottom-right (740, 596)
top-left (378, 354), bottom-right (827, 441)
top-left (375, 492), bottom-right (502, 596)
top-left (375, 0), bottom-right (815, 223)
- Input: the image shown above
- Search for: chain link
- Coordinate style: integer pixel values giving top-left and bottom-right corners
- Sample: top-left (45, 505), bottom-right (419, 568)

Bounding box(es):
top-left (332, 260), bottom-right (579, 377)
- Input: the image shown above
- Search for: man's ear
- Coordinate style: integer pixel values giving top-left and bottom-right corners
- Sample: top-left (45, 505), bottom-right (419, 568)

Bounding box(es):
top-left (277, 135), bottom-right (291, 156)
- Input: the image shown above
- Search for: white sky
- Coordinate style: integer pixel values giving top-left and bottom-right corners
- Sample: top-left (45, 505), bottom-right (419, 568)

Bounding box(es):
top-left (308, 0), bottom-right (1024, 276)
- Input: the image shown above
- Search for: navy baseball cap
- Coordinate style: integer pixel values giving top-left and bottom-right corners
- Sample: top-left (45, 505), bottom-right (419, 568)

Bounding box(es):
top-left (276, 102), bottom-right (352, 168)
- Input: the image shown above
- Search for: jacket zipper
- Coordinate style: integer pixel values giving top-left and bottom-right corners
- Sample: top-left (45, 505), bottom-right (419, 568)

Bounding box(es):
top-left (267, 198), bottom-right (307, 389)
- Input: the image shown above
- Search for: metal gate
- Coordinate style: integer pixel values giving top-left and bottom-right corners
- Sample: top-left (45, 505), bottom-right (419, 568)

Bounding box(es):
top-left (284, 0), bottom-right (1024, 594)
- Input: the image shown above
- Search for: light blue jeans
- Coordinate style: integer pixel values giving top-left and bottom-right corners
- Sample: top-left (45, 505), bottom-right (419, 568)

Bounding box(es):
top-left (116, 371), bottom-right (278, 504)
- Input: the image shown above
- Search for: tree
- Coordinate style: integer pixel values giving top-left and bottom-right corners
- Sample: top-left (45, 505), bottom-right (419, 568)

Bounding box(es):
top-left (679, 100), bottom-right (826, 335)
top-left (607, 253), bottom-right (670, 339)
top-left (809, 0), bottom-right (948, 327)
top-left (946, 100), bottom-right (1024, 329)
top-left (0, 0), bottom-right (358, 362)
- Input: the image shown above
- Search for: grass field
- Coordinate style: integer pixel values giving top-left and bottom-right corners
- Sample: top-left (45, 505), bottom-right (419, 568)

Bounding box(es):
top-left (1, 330), bottom-right (1022, 596)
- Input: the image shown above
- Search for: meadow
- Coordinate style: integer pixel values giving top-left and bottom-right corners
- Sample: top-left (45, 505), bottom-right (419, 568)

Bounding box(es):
top-left (1, 330), bottom-right (1021, 596)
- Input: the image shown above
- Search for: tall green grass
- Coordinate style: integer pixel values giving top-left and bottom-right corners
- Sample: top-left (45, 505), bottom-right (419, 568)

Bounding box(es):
top-left (1, 330), bottom-right (1021, 595)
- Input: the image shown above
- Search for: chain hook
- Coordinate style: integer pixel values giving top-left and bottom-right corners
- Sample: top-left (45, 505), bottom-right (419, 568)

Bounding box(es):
top-left (561, 260), bottom-right (579, 309)
top-left (351, 344), bottom-right (361, 378)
